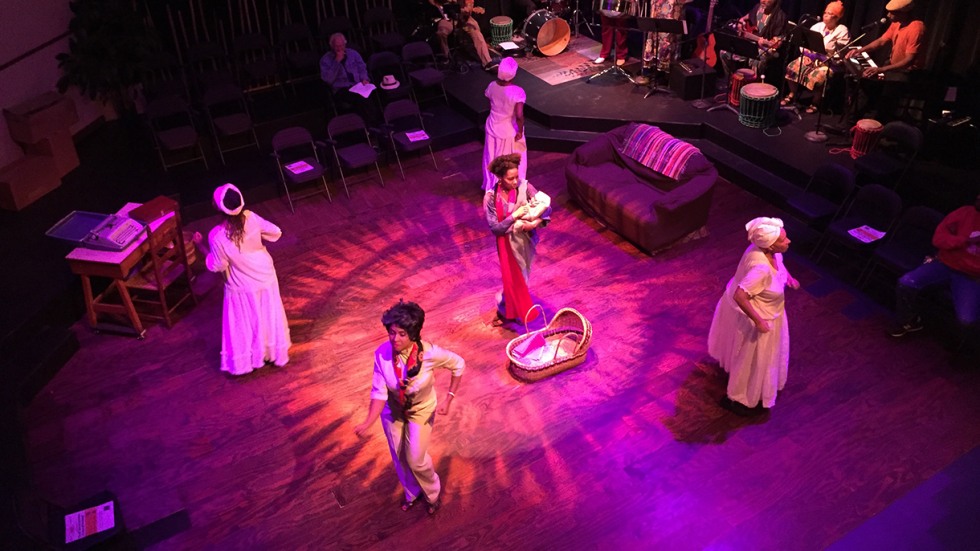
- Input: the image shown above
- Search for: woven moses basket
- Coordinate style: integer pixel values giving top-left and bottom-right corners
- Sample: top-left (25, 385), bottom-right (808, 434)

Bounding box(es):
top-left (506, 306), bottom-right (592, 382)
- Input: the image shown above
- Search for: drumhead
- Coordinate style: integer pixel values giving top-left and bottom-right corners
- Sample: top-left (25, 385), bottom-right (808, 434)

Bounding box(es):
top-left (490, 16), bottom-right (512, 26)
top-left (734, 68), bottom-right (756, 79)
top-left (523, 10), bottom-right (570, 56)
top-left (741, 82), bottom-right (778, 99)
top-left (856, 118), bottom-right (883, 130)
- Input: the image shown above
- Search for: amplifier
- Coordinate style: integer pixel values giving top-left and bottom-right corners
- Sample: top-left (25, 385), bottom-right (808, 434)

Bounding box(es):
top-left (670, 58), bottom-right (717, 101)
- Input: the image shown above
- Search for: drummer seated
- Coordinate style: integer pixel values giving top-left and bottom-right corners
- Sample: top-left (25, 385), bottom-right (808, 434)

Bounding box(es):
top-left (431, 0), bottom-right (495, 70)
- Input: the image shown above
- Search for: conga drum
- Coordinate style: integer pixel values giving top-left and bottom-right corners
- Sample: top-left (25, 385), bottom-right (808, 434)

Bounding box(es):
top-left (490, 16), bottom-right (513, 47)
top-left (738, 83), bottom-right (779, 128)
top-left (728, 68), bottom-right (757, 107)
top-left (850, 119), bottom-right (883, 159)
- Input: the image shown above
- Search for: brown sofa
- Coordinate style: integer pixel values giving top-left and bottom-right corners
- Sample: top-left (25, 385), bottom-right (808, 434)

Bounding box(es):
top-left (565, 123), bottom-right (717, 254)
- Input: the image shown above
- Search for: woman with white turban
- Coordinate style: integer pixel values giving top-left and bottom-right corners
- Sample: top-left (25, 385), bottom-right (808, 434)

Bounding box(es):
top-left (482, 57), bottom-right (527, 191)
top-left (708, 217), bottom-right (799, 415)
top-left (193, 184), bottom-right (291, 375)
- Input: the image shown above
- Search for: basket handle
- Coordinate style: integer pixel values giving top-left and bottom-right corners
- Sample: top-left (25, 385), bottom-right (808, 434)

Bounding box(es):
top-left (522, 304), bottom-right (548, 334)
top-left (551, 333), bottom-right (576, 361)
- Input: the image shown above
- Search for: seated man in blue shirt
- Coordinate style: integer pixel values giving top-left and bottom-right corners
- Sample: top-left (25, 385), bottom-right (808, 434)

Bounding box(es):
top-left (319, 33), bottom-right (380, 122)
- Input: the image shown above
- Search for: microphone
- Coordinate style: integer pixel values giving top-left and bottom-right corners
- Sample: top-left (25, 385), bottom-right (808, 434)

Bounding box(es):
top-left (861, 17), bottom-right (888, 32)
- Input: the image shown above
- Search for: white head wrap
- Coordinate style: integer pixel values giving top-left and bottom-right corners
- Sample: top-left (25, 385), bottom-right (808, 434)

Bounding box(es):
top-left (497, 57), bottom-right (518, 81)
top-left (745, 217), bottom-right (784, 249)
top-left (213, 183), bottom-right (244, 216)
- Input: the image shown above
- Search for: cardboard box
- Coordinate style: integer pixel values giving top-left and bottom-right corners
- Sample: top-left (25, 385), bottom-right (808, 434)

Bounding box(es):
top-left (4, 92), bottom-right (79, 143)
top-left (24, 128), bottom-right (80, 177)
top-left (0, 155), bottom-right (62, 211)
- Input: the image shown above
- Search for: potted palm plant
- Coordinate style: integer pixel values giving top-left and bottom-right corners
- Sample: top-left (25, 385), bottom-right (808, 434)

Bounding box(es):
top-left (56, 0), bottom-right (156, 118)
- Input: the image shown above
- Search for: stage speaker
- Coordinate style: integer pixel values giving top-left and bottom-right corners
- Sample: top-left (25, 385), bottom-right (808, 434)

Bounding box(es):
top-left (670, 58), bottom-right (717, 101)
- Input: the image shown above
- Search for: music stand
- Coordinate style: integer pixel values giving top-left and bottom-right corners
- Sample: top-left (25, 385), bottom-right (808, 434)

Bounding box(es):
top-left (587, 15), bottom-right (639, 84)
top-left (635, 17), bottom-right (688, 98)
top-left (706, 31), bottom-right (759, 115)
top-left (787, 24), bottom-right (834, 142)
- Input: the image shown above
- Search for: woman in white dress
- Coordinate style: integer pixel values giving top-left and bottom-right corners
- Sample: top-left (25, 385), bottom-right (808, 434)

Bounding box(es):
top-left (194, 184), bottom-right (291, 375)
top-left (708, 217), bottom-right (799, 415)
top-left (482, 57), bottom-right (527, 191)
top-left (354, 300), bottom-right (464, 515)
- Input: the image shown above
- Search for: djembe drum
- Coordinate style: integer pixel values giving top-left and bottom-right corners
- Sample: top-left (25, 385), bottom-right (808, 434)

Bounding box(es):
top-left (490, 16), bottom-right (513, 47)
top-left (738, 83), bottom-right (779, 128)
top-left (728, 68), bottom-right (757, 107)
top-left (850, 119), bottom-right (883, 159)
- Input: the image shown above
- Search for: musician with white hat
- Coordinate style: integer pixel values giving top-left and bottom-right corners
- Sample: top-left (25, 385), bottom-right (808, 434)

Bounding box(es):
top-left (844, 0), bottom-right (926, 121)
top-left (846, 0), bottom-right (925, 78)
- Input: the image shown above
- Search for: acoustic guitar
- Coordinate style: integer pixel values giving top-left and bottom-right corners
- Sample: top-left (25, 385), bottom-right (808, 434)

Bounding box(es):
top-left (692, 0), bottom-right (718, 67)
top-left (738, 20), bottom-right (785, 62)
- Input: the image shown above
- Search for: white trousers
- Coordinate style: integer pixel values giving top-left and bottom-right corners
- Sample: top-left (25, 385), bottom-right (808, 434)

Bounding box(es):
top-left (381, 408), bottom-right (440, 503)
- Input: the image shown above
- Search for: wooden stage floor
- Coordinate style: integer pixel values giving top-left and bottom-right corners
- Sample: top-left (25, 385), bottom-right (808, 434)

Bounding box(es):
top-left (21, 138), bottom-right (980, 549)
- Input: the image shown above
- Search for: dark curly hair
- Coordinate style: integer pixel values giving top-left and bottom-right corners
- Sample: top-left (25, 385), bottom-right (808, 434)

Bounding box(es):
top-left (381, 300), bottom-right (425, 342)
top-left (220, 188), bottom-right (246, 247)
top-left (487, 153), bottom-right (522, 178)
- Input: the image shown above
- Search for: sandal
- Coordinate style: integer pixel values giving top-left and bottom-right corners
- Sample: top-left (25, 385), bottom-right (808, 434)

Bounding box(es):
top-left (780, 94), bottom-right (794, 106)
top-left (426, 498), bottom-right (441, 515)
top-left (400, 496), bottom-right (419, 512)
top-left (805, 105), bottom-right (819, 114)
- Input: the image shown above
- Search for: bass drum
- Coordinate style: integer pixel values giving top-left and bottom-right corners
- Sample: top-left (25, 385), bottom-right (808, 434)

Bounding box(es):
top-left (523, 9), bottom-right (571, 57)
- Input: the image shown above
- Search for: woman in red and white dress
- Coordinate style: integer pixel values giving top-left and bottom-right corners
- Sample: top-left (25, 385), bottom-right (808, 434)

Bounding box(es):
top-left (483, 153), bottom-right (551, 325)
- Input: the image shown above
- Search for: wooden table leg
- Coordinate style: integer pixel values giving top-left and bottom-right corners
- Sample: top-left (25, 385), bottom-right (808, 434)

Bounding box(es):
top-left (80, 275), bottom-right (98, 328)
top-left (114, 279), bottom-right (145, 335)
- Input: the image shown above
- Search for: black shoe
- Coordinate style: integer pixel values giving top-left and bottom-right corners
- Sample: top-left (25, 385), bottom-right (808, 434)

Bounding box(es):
top-left (720, 397), bottom-right (761, 417)
top-left (484, 61), bottom-right (499, 72)
top-left (888, 316), bottom-right (924, 338)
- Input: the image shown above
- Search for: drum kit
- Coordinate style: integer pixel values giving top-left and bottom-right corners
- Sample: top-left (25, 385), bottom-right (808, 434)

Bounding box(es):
top-left (487, 0), bottom-right (588, 58)
top-left (447, 0), bottom-right (626, 59)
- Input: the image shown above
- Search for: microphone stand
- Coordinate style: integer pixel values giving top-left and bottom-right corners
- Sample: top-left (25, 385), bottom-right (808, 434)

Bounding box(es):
top-left (692, 3), bottom-right (722, 109)
top-left (570, 0), bottom-right (595, 39)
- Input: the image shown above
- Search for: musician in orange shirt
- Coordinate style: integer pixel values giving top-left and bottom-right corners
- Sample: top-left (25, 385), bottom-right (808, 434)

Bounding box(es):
top-left (844, 0), bottom-right (926, 121)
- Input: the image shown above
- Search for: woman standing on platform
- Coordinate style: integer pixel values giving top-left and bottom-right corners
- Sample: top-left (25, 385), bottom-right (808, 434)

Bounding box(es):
top-left (482, 57), bottom-right (526, 192)
top-left (353, 300), bottom-right (465, 515)
top-left (781, 1), bottom-right (850, 114)
top-left (193, 184), bottom-right (291, 375)
top-left (708, 217), bottom-right (799, 415)
top-left (484, 153), bottom-right (551, 325)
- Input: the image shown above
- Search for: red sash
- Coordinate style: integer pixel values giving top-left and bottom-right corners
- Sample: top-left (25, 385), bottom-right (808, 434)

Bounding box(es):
top-left (494, 186), bottom-right (538, 323)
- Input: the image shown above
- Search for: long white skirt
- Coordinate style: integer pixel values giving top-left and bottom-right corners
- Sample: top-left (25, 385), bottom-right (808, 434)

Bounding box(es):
top-left (707, 299), bottom-right (789, 408)
top-left (482, 133), bottom-right (527, 191)
top-left (221, 282), bottom-right (291, 375)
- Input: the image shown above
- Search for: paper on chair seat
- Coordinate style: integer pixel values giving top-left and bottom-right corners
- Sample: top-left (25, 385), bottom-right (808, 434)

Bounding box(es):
top-left (406, 130), bottom-right (429, 142)
top-left (848, 225), bottom-right (885, 243)
top-left (284, 160), bottom-right (314, 174)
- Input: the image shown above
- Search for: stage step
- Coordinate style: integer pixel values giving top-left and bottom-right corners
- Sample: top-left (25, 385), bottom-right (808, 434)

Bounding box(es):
top-left (524, 120), bottom-right (598, 153)
top-left (691, 139), bottom-right (803, 208)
